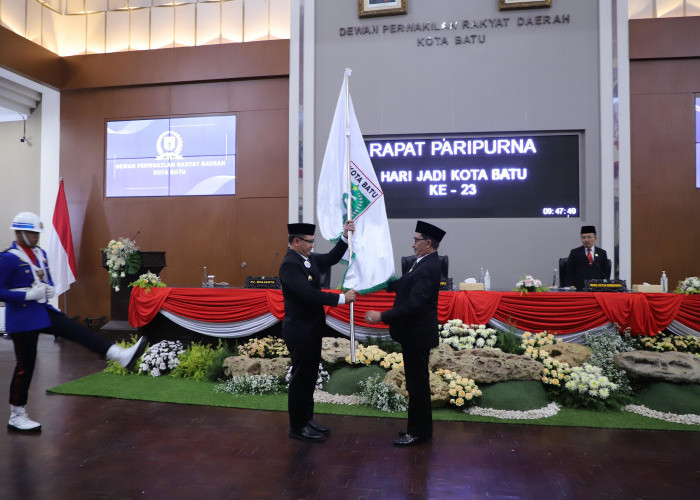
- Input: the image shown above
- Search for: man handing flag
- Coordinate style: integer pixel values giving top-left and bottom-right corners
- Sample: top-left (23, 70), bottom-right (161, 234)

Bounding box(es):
top-left (317, 69), bottom-right (395, 294)
top-left (46, 179), bottom-right (77, 296)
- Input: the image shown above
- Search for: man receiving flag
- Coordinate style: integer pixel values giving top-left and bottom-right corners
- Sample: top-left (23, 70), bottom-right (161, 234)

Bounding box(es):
top-left (316, 69), bottom-right (395, 294)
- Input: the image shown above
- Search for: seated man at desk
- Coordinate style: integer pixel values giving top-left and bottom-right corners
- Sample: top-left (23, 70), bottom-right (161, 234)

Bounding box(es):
top-left (564, 225), bottom-right (611, 291)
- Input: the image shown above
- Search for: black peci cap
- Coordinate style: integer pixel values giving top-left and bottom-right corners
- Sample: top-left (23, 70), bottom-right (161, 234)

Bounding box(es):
top-left (415, 220), bottom-right (446, 242)
top-left (288, 223), bottom-right (316, 236)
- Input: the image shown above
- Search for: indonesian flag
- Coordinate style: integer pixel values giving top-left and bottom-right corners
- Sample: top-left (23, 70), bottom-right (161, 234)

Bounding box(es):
top-left (47, 179), bottom-right (77, 295)
top-left (317, 69), bottom-right (395, 293)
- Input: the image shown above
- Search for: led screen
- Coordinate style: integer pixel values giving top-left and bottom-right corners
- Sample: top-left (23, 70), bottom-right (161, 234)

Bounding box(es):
top-left (366, 132), bottom-right (581, 218)
top-left (106, 115), bottom-right (236, 197)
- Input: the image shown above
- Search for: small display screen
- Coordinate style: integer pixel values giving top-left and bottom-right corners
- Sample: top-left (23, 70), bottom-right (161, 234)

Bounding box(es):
top-left (106, 115), bottom-right (236, 197)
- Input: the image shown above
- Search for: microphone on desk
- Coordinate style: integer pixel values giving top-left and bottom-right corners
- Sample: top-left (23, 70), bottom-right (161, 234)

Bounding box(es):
top-left (264, 252), bottom-right (280, 278)
top-left (131, 230), bottom-right (141, 241)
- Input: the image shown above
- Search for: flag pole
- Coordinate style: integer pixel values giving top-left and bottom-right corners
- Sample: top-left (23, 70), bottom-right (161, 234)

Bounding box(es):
top-left (344, 68), bottom-right (356, 363)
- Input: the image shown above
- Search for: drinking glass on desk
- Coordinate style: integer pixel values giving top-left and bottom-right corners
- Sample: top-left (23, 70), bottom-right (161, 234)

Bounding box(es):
top-left (207, 275), bottom-right (215, 287)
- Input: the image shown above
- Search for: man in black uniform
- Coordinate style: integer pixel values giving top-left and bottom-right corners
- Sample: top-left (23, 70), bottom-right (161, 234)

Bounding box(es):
top-left (564, 225), bottom-right (611, 291)
top-left (280, 221), bottom-right (356, 442)
top-left (365, 220), bottom-right (445, 446)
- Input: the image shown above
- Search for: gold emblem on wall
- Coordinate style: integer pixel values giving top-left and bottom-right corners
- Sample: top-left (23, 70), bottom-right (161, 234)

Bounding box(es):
top-left (498, 0), bottom-right (552, 11)
top-left (358, 0), bottom-right (408, 19)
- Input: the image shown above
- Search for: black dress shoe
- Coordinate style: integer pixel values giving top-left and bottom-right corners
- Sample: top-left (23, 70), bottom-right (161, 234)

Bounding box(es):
top-left (289, 425), bottom-right (325, 442)
top-left (307, 419), bottom-right (330, 434)
top-left (393, 434), bottom-right (429, 446)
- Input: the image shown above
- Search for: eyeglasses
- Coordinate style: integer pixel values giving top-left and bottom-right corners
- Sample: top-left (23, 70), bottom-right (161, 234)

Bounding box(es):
top-left (299, 238), bottom-right (315, 244)
top-left (413, 237), bottom-right (428, 243)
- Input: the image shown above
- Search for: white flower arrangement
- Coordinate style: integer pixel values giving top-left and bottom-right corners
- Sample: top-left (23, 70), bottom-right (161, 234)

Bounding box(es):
top-left (439, 319), bottom-right (498, 351)
top-left (215, 374), bottom-right (285, 395)
top-left (129, 271), bottom-right (167, 292)
top-left (139, 340), bottom-right (185, 377)
top-left (102, 237), bottom-right (140, 291)
top-left (357, 375), bottom-right (408, 412)
top-left (434, 368), bottom-right (482, 408)
top-left (345, 344), bottom-right (387, 365)
top-left (564, 363), bottom-right (618, 400)
top-left (674, 276), bottom-right (700, 294)
top-left (513, 274), bottom-right (549, 293)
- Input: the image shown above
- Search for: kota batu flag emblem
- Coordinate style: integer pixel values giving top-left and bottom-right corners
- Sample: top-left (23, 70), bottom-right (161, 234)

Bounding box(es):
top-left (342, 170), bottom-right (381, 221)
top-left (317, 69), bottom-right (395, 294)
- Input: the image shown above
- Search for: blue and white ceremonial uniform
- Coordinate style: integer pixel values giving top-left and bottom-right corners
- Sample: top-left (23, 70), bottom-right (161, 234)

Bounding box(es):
top-left (1, 242), bottom-right (112, 408)
top-left (0, 242), bottom-right (58, 333)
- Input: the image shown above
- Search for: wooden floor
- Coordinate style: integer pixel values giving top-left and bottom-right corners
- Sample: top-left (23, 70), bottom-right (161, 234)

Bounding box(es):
top-left (1, 335), bottom-right (699, 500)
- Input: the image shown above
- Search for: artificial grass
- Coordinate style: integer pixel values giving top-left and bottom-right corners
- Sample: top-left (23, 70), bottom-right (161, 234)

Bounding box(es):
top-left (632, 382), bottom-right (700, 414)
top-left (479, 381), bottom-right (550, 411)
top-left (323, 365), bottom-right (386, 395)
top-left (47, 371), bottom-right (700, 432)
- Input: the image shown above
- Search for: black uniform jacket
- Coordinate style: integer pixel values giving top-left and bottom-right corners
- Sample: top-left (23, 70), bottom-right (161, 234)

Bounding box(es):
top-left (381, 251), bottom-right (441, 351)
top-left (279, 240), bottom-right (348, 341)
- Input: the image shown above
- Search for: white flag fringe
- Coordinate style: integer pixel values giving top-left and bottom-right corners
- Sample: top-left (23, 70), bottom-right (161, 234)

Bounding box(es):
top-left (317, 69), bottom-right (395, 293)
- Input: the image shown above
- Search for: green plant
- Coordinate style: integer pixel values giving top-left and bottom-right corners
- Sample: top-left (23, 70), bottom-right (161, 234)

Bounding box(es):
top-left (362, 335), bottom-right (402, 353)
top-left (584, 326), bottom-right (639, 394)
top-left (357, 375), bottom-right (407, 412)
top-left (104, 335), bottom-right (143, 375)
top-left (206, 340), bottom-right (234, 381)
top-left (495, 330), bottom-right (525, 354)
top-left (170, 342), bottom-right (221, 382)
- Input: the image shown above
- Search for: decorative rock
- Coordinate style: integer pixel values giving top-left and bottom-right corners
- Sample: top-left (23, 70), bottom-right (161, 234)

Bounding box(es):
top-left (222, 355), bottom-right (291, 379)
top-left (384, 367), bottom-right (450, 408)
top-left (321, 337), bottom-right (360, 364)
top-left (613, 351), bottom-right (700, 384)
top-left (429, 343), bottom-right (542, 384)
top-left (540, 343), bottom-right (592, 367)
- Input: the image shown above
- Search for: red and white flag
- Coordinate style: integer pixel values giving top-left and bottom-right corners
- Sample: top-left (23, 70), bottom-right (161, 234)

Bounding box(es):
top-left (47, 179), bottom-right (77, 295)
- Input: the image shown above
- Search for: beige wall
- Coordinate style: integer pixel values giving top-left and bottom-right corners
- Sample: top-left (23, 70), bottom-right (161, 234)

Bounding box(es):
top-left (0, 108), bottom-right (42, 218)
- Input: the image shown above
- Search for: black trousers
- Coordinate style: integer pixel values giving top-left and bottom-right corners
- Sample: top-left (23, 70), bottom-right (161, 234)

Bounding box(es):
top-left (9, 309), bottom-right (113, 406)
top-left (402, 346), bottom-right (433, 439)
top-left (283, 330), bottom-right (322, 430)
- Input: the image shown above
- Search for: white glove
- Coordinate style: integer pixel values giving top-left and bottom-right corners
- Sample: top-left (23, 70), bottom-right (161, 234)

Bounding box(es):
top-left (45, 285), bottom-right (56, 299)
top-left (25, 284), bottom-right (47, 302)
